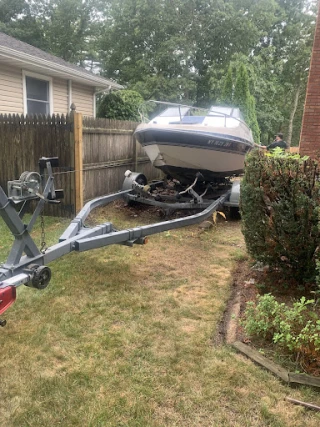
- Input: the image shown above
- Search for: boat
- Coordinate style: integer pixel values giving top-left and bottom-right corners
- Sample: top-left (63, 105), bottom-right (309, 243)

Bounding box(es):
top-left (134, 101), bottom-right (255, 185)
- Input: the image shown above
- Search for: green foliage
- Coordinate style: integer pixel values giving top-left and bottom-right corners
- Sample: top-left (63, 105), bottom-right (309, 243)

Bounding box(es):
top-left (221, 66), bottom-right (233, 105)
top-left (247, 95), bottom-right (260, 144)
top-left (99, 0), bottom-right (282, 104)
top-left (97, 89), bottom-right (144, 121)
top-left (243, 294), bottom-right (320, 365)
top-left (234, 64), bottom-right (250, 119)
top-left (240, 149), bottom-right (320, 284)
top-left (0, 0), bottom-right (28, 23)
top-left (0, 0), bottom-right (104, 64)
top-left (221, 63), bottom-right (260, 144)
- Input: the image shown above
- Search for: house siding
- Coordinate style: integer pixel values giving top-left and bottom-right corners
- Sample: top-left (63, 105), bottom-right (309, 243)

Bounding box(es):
top-left (0, 64), bottom-right (23, 114)
top-left (52, 77), bottom-right (68, 114)
top-left (72, 82), bottom-right (94, 117)
top-left (0, 63), bottom-right (95, 116)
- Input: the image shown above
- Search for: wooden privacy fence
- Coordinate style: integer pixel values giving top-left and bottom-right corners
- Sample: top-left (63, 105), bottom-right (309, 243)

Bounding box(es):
top-left (0, 111), bottom-right (160, 217)
top-left (82, 116), bottom-right (160, 201)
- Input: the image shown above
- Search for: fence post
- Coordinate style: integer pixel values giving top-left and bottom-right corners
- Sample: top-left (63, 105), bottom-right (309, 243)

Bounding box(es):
top-left (70, 104), bottom-right (83, 214)
top-left (74, 111), bottom-right (83, 212)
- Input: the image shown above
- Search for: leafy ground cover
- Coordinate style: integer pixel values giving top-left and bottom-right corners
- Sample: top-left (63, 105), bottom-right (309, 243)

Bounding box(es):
top-left (0, 202), bottom-right (320, 426)
top-left (233, 260), bottom-right (320, 376)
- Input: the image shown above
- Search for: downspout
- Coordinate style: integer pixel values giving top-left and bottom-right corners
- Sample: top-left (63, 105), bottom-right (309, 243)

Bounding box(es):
top-left (93, 92), bottom-right (96, 118)
top-left (68, 80), bottom-right (72, 112)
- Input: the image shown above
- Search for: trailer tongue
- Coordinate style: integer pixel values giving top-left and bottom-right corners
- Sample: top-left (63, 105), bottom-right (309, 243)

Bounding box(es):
top-left (0, 157), bottom-right (231, 325)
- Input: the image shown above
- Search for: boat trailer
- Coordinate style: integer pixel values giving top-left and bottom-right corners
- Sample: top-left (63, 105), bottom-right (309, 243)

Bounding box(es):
top-left (0, 157), bottom-right (239, 325)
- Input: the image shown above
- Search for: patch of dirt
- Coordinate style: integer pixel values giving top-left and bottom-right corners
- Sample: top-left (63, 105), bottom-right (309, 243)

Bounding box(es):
top-left (215, 260), bottom-right (259, 346)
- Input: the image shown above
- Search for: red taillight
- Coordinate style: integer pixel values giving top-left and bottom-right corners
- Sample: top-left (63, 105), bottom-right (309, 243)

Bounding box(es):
top-left (0, 286), bottom-right (16, 315)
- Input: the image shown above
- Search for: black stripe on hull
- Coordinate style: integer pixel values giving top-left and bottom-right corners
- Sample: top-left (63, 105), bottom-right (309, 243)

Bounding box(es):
top-left (135, 128), bottom-right (253, 155)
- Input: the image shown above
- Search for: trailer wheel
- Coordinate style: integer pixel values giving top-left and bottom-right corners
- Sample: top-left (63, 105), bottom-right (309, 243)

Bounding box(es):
top-left (228, 206), bottom-right (241, 220)
top-left (32, 266), bottom-right (51, 290)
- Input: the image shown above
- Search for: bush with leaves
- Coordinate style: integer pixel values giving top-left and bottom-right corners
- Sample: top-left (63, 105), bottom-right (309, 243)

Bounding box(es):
top-left (243, 294), bottom-right (320, 370)
top-left (97, 90), bottom-right (145, 121)
top-left (240, 149), bottom-right (320, 284)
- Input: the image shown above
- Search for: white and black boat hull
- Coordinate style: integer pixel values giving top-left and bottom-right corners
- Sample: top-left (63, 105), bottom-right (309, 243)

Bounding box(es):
top-left (135, 127), bottom-right (253, 184)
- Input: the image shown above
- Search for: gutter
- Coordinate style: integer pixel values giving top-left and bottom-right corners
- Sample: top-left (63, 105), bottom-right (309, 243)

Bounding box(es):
top-left (0, 46), bottom-right (123, 90)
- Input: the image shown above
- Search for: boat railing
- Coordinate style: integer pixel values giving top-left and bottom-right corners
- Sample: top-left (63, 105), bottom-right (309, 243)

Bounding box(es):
top-left (138, 100), bottom-right (207, 123)
top-left (139, 100), bottom-right (252, 133)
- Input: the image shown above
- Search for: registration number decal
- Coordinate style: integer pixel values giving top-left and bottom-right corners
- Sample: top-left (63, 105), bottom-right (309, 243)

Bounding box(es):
top-left (207, 139), bottom-right (232, 147)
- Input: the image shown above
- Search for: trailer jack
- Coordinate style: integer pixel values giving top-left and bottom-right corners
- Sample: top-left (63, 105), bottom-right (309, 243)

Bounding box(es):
top-left (0, 157), bottom-right (231, 324)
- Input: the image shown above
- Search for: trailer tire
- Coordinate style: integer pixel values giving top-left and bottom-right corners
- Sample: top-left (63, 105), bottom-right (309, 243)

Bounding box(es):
top-left (229, 206), bottom-right (241, 220)
top-left (32, 266), bottom-right (51, 290)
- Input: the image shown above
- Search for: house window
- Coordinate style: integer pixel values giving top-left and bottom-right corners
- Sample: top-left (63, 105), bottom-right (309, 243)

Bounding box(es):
top-left (23, 72), bottom-right (52, 115)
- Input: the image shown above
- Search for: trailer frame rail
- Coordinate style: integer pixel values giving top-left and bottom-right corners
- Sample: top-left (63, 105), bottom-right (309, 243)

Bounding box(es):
top-left (0, 157), bottom-right (229, 322)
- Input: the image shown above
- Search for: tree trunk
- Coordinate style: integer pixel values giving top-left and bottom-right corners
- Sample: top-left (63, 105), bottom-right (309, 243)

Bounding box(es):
top-left (287, 83), bottom-right (301, 148)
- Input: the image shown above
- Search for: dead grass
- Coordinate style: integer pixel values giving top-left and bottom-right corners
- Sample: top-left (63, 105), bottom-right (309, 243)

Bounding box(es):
top-left (0, 202), bottom-right (320, 426)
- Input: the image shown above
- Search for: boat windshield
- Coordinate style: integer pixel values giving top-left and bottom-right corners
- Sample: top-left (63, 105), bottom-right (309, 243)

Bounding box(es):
top-left (208, 107), bottom-right (244, 121)
top-left (150, 107), bottom-right (192, 124)
top-left (158, 107), bottom-right (191, 117)
top-left (203, 106), bottom-right (246, 128)
top-left (145, 102), bottom-right (248, 129)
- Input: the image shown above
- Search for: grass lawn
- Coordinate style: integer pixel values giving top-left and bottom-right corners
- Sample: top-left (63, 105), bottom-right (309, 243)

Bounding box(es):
top-left (0, 202), bottom-right (320, 426)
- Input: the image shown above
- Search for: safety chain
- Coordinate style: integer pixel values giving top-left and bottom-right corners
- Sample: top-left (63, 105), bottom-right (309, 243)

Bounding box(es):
top-left (40, 213), bottom-right (47, 253)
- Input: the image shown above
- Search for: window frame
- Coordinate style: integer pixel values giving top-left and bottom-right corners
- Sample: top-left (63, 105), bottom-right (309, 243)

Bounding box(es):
top-left (23, 71), bottom-right (53, 115)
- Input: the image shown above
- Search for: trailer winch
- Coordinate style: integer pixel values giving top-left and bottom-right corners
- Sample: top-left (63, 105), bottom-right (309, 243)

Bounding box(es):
top-left (0, 157), bottom-right (237, 325)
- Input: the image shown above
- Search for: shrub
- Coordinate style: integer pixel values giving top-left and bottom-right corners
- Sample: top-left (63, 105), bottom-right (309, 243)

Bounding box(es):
top-left (243, 294), bottom-right (320, 368)
top-left (240, 149), bottom-right (320, 284)
top-left (97, 89), bottom-right (145, 121)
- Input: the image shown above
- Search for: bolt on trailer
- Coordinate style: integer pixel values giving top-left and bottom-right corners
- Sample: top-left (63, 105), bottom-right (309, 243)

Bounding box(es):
top-left (0, 157), bottom-right (236, 326)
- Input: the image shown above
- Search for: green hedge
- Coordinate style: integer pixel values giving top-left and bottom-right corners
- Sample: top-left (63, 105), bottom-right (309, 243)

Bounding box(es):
top-left (240, 149), bottom-right (320, 284)
top-left (97, 90), bottom-right (145, 121)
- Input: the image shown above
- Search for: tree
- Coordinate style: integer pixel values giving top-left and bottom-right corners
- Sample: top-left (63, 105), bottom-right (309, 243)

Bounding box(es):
top-left (221, 66), bottom-right (233, 105)
top-left (234, 64), bottom-right (250, 120)
top-left (254, 0), bottom-right (317, 146)
top-left (0, 0), bottom-right (43, 46)
top-left (29, 0), bottom-right (103, 64)
top-left (233, 64), bottom-right (261, 143)
top-left (99, 0), bottom-right (277, 105)
top-left (247, 95), bottom-right (260, 144)
top-left (0, 0), bottom-right (28, 24)
top-left (0, 0), bottom-right (104, 65)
